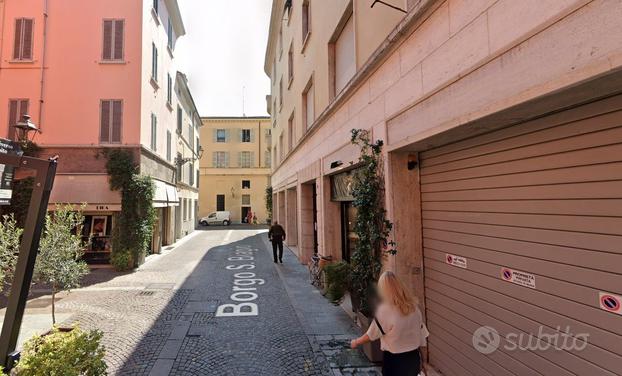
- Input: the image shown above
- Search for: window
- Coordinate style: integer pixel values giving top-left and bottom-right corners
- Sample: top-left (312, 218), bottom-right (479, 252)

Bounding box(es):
top-left (150, 113), bottom-right (157, 151)
top-left (279, 78), bottom-right (283, 108)
top-left (151, 43), bottom-right (158, 82)
top-left (265, 150), bottom-right (272, 168)
top-left (288, 112), bottom-right (295, 151)
top-left (13, 18), bottom-right (34, 61)
top-left (216, 194), bottom-right (225, 211)
top-left (238, 151), bottom-right (252, 168)
top-left (153, 0), bottom-right (159, 14)
top-left (242, 180), bottom-right (251, 189)
top-left (287, 44), bottom-right (294, 84)
top-left (213, 151), bottom-right (228, 168)
top-left (303, 78), bottom-right (314, 131)
top-left (102, 20), bottom-right (124, 61)
top-left (7, 99), bottom-right (29, 140)
top-left (241, 129), bottom-right (251, 143)
top-left (176, 152), bottom-right (182, 178)
top-left (216, 129), bottom-right (226, 143)
top-left (302, 1), bottom-right (311, 43)
top-left (166, 130), bottom-right (172, 161)
top-left (196, 170), bottom-right (200, 188)
top-left (167, 74), bottom-right (173, 105)
top-left (241, 194), bottom-right (251, 206)
top-left (279, 134), bottom-right (284, 161)
top-left (177, 106), bottom-right (182, 133)
top-left (167, 18), bottom-right (173, 50)
top-left (100, 100), bottom-right (122, 143)
top-left (330, 10), bottom-right (355, 97)
top-left (278, 27), bottom-right (283, 58)
top-left (189, 162), bottom-right (194, 186)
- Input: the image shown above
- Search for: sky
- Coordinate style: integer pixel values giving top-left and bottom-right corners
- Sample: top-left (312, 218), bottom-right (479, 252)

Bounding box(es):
top-left (175, 0), bottom-right (273, 117)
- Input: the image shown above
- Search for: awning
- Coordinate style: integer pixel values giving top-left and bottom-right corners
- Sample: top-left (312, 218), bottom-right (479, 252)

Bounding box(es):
top-left (153, 179), bottom-right (179, 207)
top-left (49, 174), bottom-right (121, 211)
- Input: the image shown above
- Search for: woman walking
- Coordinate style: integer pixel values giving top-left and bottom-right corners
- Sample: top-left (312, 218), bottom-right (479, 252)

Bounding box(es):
top-left (351, 271), bottom-right (429, 376)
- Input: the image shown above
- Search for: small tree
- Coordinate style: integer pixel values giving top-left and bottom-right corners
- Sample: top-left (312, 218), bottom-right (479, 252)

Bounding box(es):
top-left (34, 205), bottom-right (89, 324)
top-left (0, 214), bottom-right (21, 293)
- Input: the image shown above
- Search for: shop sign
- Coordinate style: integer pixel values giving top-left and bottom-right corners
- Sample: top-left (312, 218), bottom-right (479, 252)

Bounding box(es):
top-left (331, 170), bottom-right (359, 202)
top-left (501, 267), bottom-right (536, 289)
top-left (0, 138), bottom-right (21, 206)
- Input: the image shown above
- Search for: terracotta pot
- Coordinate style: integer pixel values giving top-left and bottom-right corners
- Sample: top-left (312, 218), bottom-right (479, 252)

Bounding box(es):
top-left (318, 255), bottom-right (333, 269)
top-left (356, 312), bottom-right (384, 363)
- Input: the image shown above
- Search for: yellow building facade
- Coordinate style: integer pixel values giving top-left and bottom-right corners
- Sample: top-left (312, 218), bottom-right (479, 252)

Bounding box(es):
top-left (199, 117), bottom-right (272, 224)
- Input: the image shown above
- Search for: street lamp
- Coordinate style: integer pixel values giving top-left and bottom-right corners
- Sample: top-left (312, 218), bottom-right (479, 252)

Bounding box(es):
top-left (13, 115), bottom-right (39, 142)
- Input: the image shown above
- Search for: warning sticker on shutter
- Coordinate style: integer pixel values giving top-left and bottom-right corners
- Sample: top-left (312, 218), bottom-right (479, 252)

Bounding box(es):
top-left (445, 254), bottom-right (467, 269)
top-left (599, 292), bottom-right (622, 315)
top-left (501, 268), bottom-right (536, 289)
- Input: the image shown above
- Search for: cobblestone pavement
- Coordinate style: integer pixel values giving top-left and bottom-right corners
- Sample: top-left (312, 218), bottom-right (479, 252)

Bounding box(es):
top-left (51, 228), bottom-right (379, 375)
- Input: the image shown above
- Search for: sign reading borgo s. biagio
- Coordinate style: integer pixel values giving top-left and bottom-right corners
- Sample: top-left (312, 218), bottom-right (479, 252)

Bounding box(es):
top-left (0, 138), bottom-right (22, 206)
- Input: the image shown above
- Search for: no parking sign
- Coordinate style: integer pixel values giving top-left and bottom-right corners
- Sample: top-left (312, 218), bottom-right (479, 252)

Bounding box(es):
top-left (599, 292), bottom-right (622, 315)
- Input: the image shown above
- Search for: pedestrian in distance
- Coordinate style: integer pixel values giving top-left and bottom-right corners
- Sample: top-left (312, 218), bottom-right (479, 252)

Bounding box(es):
top-left (246, 210), bottom-right (253, 224)
top-left (268, 221), bottom-right (286, 264)
top-left (351, 271), bottom-right (429, 376)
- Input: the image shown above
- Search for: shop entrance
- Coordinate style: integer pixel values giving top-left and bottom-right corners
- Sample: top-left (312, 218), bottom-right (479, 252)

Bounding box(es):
top-left (340, 202), bottom-right (357, 262)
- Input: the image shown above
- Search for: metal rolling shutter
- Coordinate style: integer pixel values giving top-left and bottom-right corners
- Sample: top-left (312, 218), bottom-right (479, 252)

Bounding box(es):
top-left (419, 95), bottom-right (622, 376)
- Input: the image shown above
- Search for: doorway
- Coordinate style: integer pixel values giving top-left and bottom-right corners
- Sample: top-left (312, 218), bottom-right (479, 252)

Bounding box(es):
top-left (340, 201), bottom-right (357, 262)
top-left (241, 206), bottom-right (251, 223)
top-left (216, 194), bottom-right (225, 211)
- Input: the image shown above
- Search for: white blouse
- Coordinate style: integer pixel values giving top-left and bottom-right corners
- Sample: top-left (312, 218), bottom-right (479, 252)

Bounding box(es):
top-left (366, 303), bottom-right (429, 354)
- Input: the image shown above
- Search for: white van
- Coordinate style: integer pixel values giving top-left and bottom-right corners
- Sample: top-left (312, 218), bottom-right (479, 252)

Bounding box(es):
top-left (199, 211), bottom-right (231, 226)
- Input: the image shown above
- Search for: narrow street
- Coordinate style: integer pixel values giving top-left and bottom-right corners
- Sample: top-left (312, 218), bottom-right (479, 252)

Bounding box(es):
top-left (50, 227), bottom-right (379, 376)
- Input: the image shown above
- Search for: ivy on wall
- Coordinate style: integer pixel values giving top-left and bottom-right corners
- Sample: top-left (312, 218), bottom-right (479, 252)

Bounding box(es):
top-left (265, 186), bottom-right (273, 220)
top-left (104, 149), bottom-right (156, 270)
top-left (349, 129), bottom-right (396, 316)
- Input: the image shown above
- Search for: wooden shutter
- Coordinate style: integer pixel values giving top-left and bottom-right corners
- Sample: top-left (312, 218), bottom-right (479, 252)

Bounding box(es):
top-left (21, 19), bottom-right (33, 60)
top-left (166, 130), bottom-right (171, 161)
top-left (224, 129), bottom-right (230, 142)
top-left (113, 20), bottom-right (124, 60)
top-left (8, 100), bottom-right (18, 139)
top-left (111, 100), bottom-right (122, 142)
top-left (100, 100), bottom-right (111, 142)
top-left (212, 129), bottom-right (217, 143)
top-left (13, 19), bottom-right (23, 60)
top-left (102, 21), bottom-right (113, 60)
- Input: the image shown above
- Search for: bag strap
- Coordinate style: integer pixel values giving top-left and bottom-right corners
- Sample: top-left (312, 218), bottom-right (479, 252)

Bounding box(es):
top-left (374, 317), bottom-right (385, 336)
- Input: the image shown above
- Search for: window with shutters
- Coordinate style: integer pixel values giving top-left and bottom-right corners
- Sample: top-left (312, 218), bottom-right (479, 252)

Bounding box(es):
top-left (150, 113), bottom-right (157, 151)
top-left (196, 170), bottom-right (200, 188)
top-left (216, 129), bottom-right (226, 143)
top-left (287, 44), bottom-right (294, 85)
top-left (303, 78), bottom-right (314, 131)
top-left (153, 0), bottom-right (159, 14)
top-left (167, 18), bottom-right (174, 50)
top-left (189, 162), bottom-right (194, 186)
top-left (213, 152), bottom-right (227, 168)
top-left (167, 74), bottom-right (173, 106)
top-left (177, 106), bottom-right (183, 134)
top-left (329, 8), bottom-right (355, 99)
top-left (13, 18), bottom-right (34, 61)
top-left (151, 43), bottom-right (158, 83)
top-left (102, 19), bottom-right (124, 61)
top-left (99, 100), bottom-right (122, 144)
top-left (302, 1), bottom-right (311, 47)
top-left (279, 78), bottom-right (283, 109)
top-left (279, 134), bottom-right (284, 161)
top-left (239, 151), bottom-right (252, 168)
top-left (278, 27), bottom-right (283, 59)
top-left (166, 130), bottom-right (172, 161)
top-left (176, 152), bottom-right (183, 178)
top-left (241, 129), bottom-right (251, 143)
top-left (241, 194), bottom-right (251, 206)
top-left (288, 112), bottom-right (295, 151)
top-left (265, 150), bottom-right (272, 168)
top-left (242, 180), bottom-right (251, 189)
top-left (7, 99), bottom-right (29, 140)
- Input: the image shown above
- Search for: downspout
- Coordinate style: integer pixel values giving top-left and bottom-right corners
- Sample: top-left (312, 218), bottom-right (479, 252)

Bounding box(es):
top-left (38, 0), bottom-right (49, 132)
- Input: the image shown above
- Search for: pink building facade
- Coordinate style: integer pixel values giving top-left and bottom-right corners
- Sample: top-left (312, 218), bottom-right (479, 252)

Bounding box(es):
top-left (0, 0), bottom-right (199, 264)
top-left (266, 0), bottom-right (622, 374)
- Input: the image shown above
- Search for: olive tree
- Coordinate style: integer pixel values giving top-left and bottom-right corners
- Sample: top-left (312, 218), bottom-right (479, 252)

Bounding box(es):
top-left (34, 205), bottom-right (89, 324)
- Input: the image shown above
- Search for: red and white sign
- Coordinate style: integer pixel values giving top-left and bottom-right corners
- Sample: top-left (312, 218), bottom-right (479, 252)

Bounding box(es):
top-left (445, 254), bottom-right (467, 269)
top-left (501, 268), bottom-right (536, 289)
top-left (599, 292), bottom-right (622, 315)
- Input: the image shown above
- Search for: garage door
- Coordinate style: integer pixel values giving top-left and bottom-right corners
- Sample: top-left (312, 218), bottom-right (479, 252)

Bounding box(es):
top-left (419, 95), bottom-right (622, 376)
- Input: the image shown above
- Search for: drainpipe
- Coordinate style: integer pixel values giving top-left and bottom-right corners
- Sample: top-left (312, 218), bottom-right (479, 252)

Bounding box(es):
top-left (37, 0), bottom-right (49, 132)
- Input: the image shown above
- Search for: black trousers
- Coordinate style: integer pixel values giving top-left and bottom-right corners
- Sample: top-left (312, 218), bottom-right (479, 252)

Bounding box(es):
top-left (382, 348), bottom-right (421, 376)
top-left (272, 241), bottom-right (283, 262)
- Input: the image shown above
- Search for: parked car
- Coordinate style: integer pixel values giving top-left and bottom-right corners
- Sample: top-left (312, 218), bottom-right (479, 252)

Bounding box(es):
top-left (199, 211), bottom-right (231, 226)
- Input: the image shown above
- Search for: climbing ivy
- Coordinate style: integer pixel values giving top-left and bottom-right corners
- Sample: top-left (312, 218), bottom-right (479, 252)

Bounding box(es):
top-left (265, 186), bottom-right (273, 220)
top-left (104, 149), bottom-right (155, 270)
top-left (349, 129), bottom-right (396, 316)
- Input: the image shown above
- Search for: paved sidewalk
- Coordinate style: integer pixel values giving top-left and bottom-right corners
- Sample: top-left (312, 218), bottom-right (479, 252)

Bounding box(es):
top-left (269, 238), bottom-right (381, 376)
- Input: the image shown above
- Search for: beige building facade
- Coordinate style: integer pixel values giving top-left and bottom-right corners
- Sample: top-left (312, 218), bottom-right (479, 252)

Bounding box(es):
top-left (265, 0), bottom-right (622, 374)
top-left (199, 117), bottom-right (272, 224)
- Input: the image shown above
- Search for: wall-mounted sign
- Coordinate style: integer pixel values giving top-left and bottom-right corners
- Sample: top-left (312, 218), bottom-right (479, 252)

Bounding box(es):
top-left (599, 292), bottom-right (621, 315)
top-left (501, 267), bottom-right (536, 289)
top-left (0, 138), bottom-right (21, 206)
top-left (445, 254), bottom-right (467, 269)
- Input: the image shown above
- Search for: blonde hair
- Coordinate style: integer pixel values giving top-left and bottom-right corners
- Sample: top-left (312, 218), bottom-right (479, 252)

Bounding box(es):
top-left (378, 271), bottom-right (418, 315)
